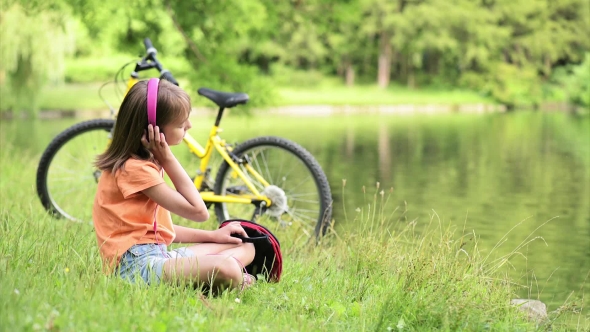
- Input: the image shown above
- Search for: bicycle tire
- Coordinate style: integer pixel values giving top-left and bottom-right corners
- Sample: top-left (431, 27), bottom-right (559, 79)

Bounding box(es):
top-left (213, 136), bottom-right (333, 244)
top-left (36, 119), bottom-right (115, 222)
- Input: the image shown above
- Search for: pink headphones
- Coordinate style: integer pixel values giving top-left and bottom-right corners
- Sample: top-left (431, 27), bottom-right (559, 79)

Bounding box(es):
top-left (147, 78), bottom-right (159, 126)
top-left (146, 78), bottom-right (164, 245)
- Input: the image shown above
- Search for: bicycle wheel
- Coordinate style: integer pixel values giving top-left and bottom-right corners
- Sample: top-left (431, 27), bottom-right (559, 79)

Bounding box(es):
top-left (214, 136), bottom-right (333, 246)
top-left (36, 119), bottom-right (115, 222)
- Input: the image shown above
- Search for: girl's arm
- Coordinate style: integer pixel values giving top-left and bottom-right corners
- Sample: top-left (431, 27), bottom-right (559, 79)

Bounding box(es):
top-left (173, 225), bottom-right (213, 243)
top-left (173, 223), bottom-right (248, 244)
top-left (141, 125), bottom-right (210, 222)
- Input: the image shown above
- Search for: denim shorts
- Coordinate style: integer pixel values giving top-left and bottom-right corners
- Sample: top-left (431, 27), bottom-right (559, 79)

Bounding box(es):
top-left (118, 243), bottom-right (194, 285)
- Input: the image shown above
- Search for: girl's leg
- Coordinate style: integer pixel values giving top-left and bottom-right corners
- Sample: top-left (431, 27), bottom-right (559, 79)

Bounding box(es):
top-left (162, 254), bottom-right (243, 289)
top-left (161, 242), bottom-right (255, 289)
top-left (185, 242), bottom-right (255, 267)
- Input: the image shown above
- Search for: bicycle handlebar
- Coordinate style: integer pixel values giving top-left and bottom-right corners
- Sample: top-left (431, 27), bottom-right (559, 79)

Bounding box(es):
top-left (143, 38), bottom-right (157, 58)
top-left (160, 70), bottom-right (179, 86)
top-left (135, 37), bottom-right (179, 86)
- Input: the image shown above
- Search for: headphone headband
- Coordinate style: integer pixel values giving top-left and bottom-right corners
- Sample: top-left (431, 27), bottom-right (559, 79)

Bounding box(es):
top-left (146, 78), bottom-right (159, 126)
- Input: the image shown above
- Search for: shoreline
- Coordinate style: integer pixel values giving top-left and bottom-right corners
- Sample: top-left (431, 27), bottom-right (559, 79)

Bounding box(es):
top-left (1, 101), bottom-right (582, 120)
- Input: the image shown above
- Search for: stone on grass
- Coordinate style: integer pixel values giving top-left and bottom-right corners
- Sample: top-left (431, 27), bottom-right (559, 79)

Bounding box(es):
top-left (510, 299), bottom-right (548, 323)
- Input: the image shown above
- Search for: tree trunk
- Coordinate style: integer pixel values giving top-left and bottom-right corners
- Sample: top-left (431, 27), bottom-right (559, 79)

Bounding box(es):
top-left (406, 56), bottom-right (416, 90)
top-left (408, 61), bottom-right (416, 90)
top-left (378, 31), bottom-right (392, 88)
top-left (407, 64), bottom-right (415, 89)
top-left (345, 62), bottom-right (355, 86)
top-left (430, 52), bottom-right (438, 77)
top-left (544, 56), bottom-right (551, 78)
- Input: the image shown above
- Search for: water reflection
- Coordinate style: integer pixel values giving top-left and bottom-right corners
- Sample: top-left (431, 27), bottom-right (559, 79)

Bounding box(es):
top-left (318, 113), bottom-right (589, 309)
top-left (378, 123), bottom-right (391, 182)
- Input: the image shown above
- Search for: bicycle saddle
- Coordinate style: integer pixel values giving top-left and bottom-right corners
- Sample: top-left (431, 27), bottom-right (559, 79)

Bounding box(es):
top-left (198, 88), bottom-right (249, 108)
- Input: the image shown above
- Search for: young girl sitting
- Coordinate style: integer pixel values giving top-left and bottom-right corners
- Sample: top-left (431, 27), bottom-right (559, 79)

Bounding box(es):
top-left (92, 78), bottom-right (255, 291)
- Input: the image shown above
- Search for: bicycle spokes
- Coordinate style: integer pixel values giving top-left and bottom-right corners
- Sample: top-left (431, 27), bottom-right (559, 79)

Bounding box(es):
top-left (214, 138), bottom-right (331, 247)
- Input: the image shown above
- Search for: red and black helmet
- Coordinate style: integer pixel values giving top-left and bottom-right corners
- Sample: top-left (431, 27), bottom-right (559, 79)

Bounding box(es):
top-left (219, 219), bottom-right (283, 282)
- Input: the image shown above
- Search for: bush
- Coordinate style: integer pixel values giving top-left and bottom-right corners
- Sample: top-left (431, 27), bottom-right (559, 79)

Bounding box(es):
top-left (550, 53), bottom-right (590, 109)
top-left (460, 63), bottom-right (542, 110)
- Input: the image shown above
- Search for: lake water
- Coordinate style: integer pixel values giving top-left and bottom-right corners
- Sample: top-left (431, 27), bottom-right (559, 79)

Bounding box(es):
top-left (2, 111), bottom-right (589, 310)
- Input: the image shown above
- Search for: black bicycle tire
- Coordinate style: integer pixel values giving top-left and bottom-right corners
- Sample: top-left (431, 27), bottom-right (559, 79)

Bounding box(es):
top-left (36, 119), bottom-right (115, 220)
top-left (213, 136), bottom-right (333, 238)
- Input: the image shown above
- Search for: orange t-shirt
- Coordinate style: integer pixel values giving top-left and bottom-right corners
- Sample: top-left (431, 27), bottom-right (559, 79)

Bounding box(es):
top-left (92, 158), bottom-right (175, 273)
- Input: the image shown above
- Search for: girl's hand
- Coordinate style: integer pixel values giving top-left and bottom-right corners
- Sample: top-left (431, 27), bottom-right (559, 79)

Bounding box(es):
top-left (211, 222), bottom-right (249, 244)
top-left (141, 124), bottom-right (173, 164)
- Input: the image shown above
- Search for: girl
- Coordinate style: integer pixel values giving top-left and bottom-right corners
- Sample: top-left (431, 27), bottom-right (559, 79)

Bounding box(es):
top-left (92, 78), bottom-right (255, 290)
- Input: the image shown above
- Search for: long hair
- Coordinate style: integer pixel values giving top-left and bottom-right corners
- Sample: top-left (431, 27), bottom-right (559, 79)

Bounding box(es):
top-left (95, 79), bottom-right (191, 173)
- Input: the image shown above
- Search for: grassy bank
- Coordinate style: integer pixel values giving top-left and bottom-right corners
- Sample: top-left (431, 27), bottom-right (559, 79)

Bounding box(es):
top-left (10, 80), bottom-right (494, 112)
top-left (277, 83), bottom-right (493, 106)
top-left (0, 144), bottom-right (586, 331)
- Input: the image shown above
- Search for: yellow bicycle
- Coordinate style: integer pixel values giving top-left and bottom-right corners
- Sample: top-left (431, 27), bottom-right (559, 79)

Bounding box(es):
top-left (36, 38), bottom-right (333, 245)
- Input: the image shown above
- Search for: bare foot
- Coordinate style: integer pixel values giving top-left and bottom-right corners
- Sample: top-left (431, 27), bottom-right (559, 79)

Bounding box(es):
top-left (241, 273), bottom-right (256, 291)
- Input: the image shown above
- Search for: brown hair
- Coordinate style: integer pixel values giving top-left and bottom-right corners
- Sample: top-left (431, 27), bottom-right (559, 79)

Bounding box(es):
top-left (95, 79), bottom-right (191, 173)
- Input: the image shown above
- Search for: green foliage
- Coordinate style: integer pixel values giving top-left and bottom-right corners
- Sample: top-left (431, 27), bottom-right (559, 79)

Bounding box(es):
top-left (164, 0), bottom-right (275, 108)
top-left (2, 0), bottom-right (589, 113)
top-left (186, 58), bottom-right (277, 109)
top-left (550, 53), bottom-right (590, 108)
top-left (0, 1), bottom-right (76, 114)
top-left (460, 63), bottom-right (543, 109)
top-left (65, 0), bottom-right (186, 57)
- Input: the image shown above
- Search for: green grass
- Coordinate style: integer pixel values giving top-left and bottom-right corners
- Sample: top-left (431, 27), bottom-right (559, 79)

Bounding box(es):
top-left (37, 83), bottom-right (124, 111)
top-left (27, 80), bottom-right (494, 112)
top-left (276, 82), bottom-right (493, 106)
top-left (0, 142), bottom-right (587, 331)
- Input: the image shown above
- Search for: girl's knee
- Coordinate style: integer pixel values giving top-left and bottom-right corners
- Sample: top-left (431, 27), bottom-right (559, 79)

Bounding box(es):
top-left (214, 256), bottom-right (243, 286)
top-left (235, 242), bottom-right (256, 266)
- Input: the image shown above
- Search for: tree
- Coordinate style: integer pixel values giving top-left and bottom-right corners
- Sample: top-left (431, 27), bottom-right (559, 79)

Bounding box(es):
top-left (165, 0), bottom-right (275, 107)
top-left (324, 0), bottom-right (366, 86)
top-left (552, 52), bottom-right (590, 108)
top-left (0, 1), bottom-right (76, 114)
top-left (359, 0), bottom-right (405, 88)
top-left (461, 0), bottom-right (589, 108)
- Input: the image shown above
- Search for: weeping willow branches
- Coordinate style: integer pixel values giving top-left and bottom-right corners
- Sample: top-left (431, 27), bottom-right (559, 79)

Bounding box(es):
top-left (0, 3), bottom-right (76, 114)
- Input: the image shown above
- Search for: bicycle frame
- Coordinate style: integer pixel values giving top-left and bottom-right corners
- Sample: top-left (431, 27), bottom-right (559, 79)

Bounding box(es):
top-left (35, 38), bottom-right (332, 233)
top-left (124, 76), bottom-right (272, 208)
